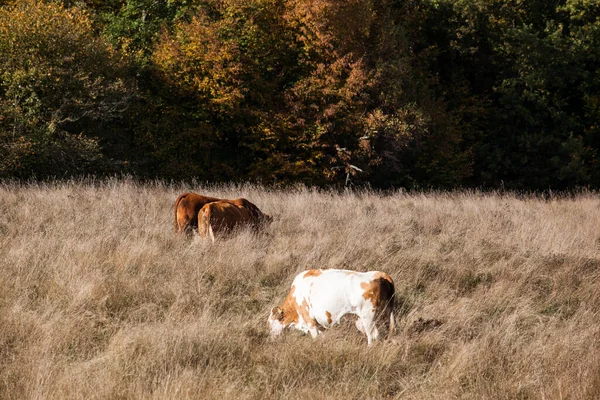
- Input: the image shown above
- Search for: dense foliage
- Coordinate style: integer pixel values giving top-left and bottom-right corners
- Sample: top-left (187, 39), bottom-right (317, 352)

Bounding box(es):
top-left (1, 0), bottom-right (598, 189)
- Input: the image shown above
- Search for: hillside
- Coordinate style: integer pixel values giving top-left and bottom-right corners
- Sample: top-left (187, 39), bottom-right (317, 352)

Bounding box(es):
top-left (1, 180), bottom-right (600, 399)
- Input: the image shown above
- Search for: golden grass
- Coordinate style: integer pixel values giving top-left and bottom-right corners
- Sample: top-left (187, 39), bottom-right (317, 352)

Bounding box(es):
top-left (1, 179), bottom-right (600, 399)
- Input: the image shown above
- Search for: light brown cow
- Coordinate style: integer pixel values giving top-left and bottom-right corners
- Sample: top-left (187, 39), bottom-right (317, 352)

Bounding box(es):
top-left (198, 199), bottom-right (272, 242)
top-left (268, 269), bottom-right (395, 346)
top-left (174, 192), bottom-right (270, 236)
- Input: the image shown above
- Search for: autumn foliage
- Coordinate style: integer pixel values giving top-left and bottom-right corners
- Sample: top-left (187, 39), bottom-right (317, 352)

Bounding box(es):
top-left (1, 0), bottom-right (599, 189)
top-left (0, 0), bottom-right (133, 177)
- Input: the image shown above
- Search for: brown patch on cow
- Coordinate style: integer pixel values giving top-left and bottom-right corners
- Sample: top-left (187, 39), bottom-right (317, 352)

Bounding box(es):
top-left (298, 299), bottom-right (316, 328)
top-left (325, 310), bottom-right (333, 325)
top-left (361, 275), bottom-right (396, 339)
top-left (361, 276), bottom-right (395, 310)
top-left (373, 271), bottom-right (394, 285)
top-left (361, 281), bottom-right (380, 308)
top-left (279, 285), bottom-right (299, 325)
top-left (303, 269), bottom-right (323, 278)
top-left (279, 285), bottom-right (316, 329)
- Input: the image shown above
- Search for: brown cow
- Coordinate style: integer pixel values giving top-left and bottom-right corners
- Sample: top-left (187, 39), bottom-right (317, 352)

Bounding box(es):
top-left (174, 192), bottom-right (221, 235)
top-left (198, 199), bottom-right (272, 242)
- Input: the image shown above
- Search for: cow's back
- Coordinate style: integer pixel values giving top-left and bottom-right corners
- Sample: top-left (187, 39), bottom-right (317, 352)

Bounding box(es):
top-left (211, 201), bottom-right (254, 230)
top-left (226, 198), bottom-right (272, 226)
top-left (297, 270), bottom-right (395, 326)
top-left (198, 200), bottom-right (254, 239)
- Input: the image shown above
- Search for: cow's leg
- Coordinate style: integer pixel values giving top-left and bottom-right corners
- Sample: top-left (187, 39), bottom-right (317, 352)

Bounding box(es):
top-left (370, 325), bottom-right (380, 341)
top-left (360, 314), bottom-right (379, 346)
top-left (305, 319), bottom-right (321, 338)
top-left (355, 319), bottom-right (365, 334)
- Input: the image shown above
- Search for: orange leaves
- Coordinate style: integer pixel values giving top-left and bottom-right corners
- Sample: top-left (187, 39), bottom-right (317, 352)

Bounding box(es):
top-left (286, 0), bottom-right (377, 59)
top-left (153, 11), bottom-right (245, 110)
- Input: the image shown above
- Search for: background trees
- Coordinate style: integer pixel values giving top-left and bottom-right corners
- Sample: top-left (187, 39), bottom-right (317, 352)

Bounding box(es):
top-left (0, 0), bottom-right (134, 178)
top-left (1, 0), bottom-right (599, 189)
top-left (415, 0), bottom-right (600, 190)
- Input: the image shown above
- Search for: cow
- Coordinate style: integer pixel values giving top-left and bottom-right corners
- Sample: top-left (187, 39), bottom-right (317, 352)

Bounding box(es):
top-left (174, 192), bottom-right (270, 236)
top-left (198, 199), bottom-right (272, 242)
top-left (268, 269), bottom-right (395, 346)
top-left (174, 192), bottom-right (220, 235)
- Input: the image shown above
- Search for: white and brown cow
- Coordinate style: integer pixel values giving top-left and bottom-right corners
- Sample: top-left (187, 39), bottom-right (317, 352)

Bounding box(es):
top-left (268, 269), bottom-right (396, 345)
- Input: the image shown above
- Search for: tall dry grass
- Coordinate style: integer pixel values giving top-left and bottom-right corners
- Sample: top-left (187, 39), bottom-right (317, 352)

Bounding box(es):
top-left (1, 179), bottom-right (600, 399)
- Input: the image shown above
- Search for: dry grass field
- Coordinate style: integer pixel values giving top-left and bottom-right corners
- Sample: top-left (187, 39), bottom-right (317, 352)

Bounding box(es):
top-left (1, 179), bottom-right (600, 399)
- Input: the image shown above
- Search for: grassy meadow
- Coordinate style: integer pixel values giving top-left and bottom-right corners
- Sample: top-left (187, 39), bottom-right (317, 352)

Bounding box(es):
top-left (1, 179), bottom-right (600, 399)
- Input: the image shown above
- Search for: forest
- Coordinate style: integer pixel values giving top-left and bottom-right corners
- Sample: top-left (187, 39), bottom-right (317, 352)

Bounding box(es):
top-left (1, 0), bottom-right (599, 190)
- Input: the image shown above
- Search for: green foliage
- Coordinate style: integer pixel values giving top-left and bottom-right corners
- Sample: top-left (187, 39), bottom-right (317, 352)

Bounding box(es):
top-left (99, 0), bottom-right (191, 65)
top-left (1, 0), bottom-right (599, 189)
top-left (0, 0), bottom-right (135, 178)
top-left (416, 0), bottom-right (599, 190)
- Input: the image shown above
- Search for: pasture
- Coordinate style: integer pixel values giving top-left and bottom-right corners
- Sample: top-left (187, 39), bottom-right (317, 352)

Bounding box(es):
top-left (1, 179), bottom-right (600, 399)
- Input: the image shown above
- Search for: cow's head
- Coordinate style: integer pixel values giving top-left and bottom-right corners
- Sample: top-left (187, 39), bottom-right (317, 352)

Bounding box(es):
top-left (268, 306), bottom-right (286, 338)
top-left (256, 213), bottom-right (273, 228)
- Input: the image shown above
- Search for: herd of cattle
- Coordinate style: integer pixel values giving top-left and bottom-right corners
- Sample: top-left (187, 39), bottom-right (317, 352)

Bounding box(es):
top-left (173, 192), bottom-right (273, 241)
top-left (173, 192), bottom-right (396, 346)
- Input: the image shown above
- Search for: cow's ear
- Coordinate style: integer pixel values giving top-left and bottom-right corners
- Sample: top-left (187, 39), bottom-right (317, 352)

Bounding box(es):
top-left (271, 306), bottom-right (284, 321)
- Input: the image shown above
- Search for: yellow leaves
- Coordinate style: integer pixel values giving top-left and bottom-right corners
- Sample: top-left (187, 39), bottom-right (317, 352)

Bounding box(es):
top-left (287, 0), bottom-right (377, 58)
top-left (0, 0), bottom-right (97, 64)
top-left (152, 12), bottom-right (247, 110)
top-left (260, 126), bottom-right (277, 139)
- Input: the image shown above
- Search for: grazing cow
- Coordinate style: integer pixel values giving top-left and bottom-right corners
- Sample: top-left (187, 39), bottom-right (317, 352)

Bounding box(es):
top-left (268, 269), bottom-right (395, 345)
top-left (174, 193), bottom-right (220, 235)
top-left (198, 199), bottom-right (272, 242)
top-left (174, 192), bottom-right (270, 236)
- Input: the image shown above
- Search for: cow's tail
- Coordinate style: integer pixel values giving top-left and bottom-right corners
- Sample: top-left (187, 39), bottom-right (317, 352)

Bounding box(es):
top-left (208, 223), bottom-right (215, 243)
top-left (199, 205), bottom-right (215, 243)
top-left (174, 193), bottom-right (190, 233)
top-left (387, 309), bottom-right (396, 340)
top-left (384, 280), bottom-right (396, 340)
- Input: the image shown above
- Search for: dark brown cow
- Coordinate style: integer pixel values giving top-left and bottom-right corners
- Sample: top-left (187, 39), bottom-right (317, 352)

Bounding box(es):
top-left (174, 193), bottom-right (221, 235)
top-left (198, 199), bottom-right (272, 242)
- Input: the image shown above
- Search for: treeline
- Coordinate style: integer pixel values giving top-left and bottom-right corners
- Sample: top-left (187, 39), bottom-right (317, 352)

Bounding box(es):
top-left (1, 0), bottom-right (598, 190)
